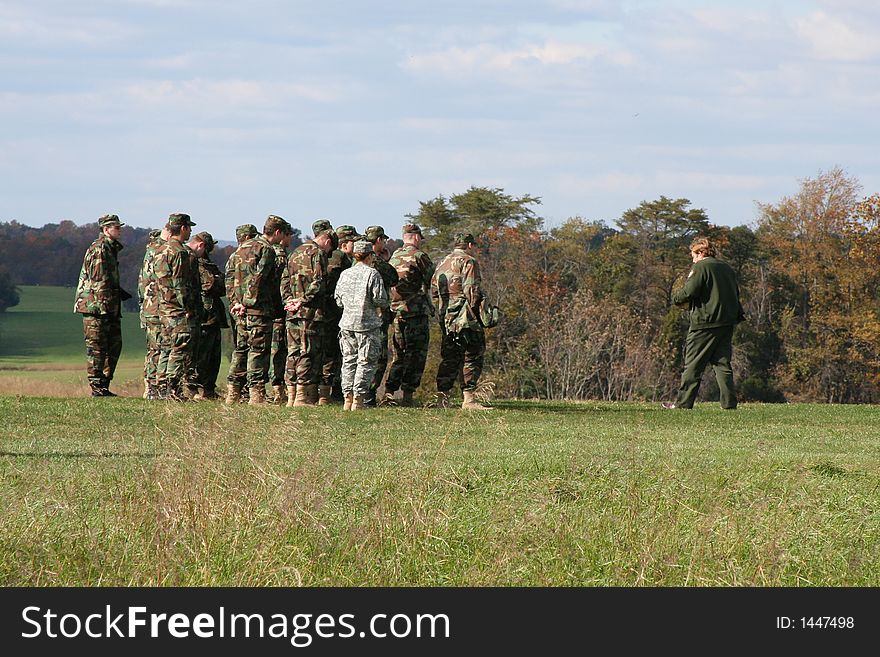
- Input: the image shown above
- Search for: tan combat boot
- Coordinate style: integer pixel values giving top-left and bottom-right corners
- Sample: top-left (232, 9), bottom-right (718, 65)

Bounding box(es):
top-left (462, 390), bottom-right (492, 410)
top-left (225, 383), bottom-right (241, 405)
top-left (192, 386), bottom-right (206, 401)
top-left (271, 384), bottom-right (286, 405)
top-left (286, 384), bottom-right (297, 408)
top-left (317, 385), bottom-right (333, 406)
top-left (435, 391), bottom-right (450, 409)
top-left (343, 392), bottom-right (354, 411)
top-left (248, 385), bottom-right (266, 405)
top-left (400, 389), bottom-right (415, 407)
top-left (143, 378), bottom-right (150, 400)
top-left (351, 394), bottom-right (365, 411)
top-left (294, 383), bottom-right (318, 407)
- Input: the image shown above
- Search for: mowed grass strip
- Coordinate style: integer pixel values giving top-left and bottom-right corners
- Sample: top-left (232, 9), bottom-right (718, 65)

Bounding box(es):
top-left (0, 397), bottom-right (877, 586)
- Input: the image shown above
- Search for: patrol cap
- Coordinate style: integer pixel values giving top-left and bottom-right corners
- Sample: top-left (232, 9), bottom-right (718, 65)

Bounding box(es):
top-left (264, 214), bottom-right (293, 235)
top-left (194, 231), bottom-right (217, 249)
top-left (364, 225), bottom-right (389, 242)
top-left (168, 213), bottom-right (196, 227)
top-left (148, 229), bottom-right (162, 239)
top-left (402, 223), bottom-right (422, 236)
top-left (236, 224), bottom-right (258, 242)
top-left (98, 214), bottom-right (124, 228)
top-left (352, 239), bottom-right (373, 255)
top-left (454, 232), bottom-right (476, 247)
top-left (335, 224), bottom-right (361, 243)
top-left (312, 219), bottom-right (334, 237)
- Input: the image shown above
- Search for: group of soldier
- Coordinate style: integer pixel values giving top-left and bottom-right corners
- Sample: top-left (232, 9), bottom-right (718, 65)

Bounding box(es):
top-left (74, 212), bottom-right (498, 410)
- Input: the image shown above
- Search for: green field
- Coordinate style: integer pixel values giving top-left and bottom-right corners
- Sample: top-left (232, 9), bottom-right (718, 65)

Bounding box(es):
top-left (1, 286), bottom-right (878, 586)
top-left (0, 286), bottom-right (223, 396)
top-left (0, 397), bottom-right (878, 586)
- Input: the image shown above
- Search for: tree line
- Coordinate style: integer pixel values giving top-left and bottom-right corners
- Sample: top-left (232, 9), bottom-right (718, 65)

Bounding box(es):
top-left (2, 166), bottom-right (878, 403)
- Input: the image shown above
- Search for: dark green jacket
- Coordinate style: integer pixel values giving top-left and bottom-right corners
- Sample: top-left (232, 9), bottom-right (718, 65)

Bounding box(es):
top-left (672, 256), bottom-right (744, 330)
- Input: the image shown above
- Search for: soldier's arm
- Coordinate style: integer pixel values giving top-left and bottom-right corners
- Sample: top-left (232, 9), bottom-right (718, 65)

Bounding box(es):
top-left (461, 258), bottom-right (484, 310)
top-left (280, 257), bottom-right (293, 307)
top-left (243, 244), bottom-right (271, 308)
top-left (299, 251), bottom-right (326, 308)
top-left (671, 264), bottom-right (705, 306)
top-left (169, 249), bottom-right (190, 313)
top-left (370, 270), bottom-right (389, 309)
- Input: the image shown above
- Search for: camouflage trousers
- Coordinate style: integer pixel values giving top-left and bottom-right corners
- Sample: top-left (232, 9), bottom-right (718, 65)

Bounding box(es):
top-left (269, 318), bottom-right (287, 387)
top-left (321, 323), bottom-right (342, 388)
top-left (369, 319), bottom-right (392, 397)
top-left (285, 319), bottom-right (329, 386)
top-left (158, 318), bottom-right (198, 389)
top-left (386, 314), bottom-right (430, 393)
top-left (227, 315), bottom-right (248, 388)
top-left (436, 327), bottom-right (485, 393)
top-left (82, 314), bottom-right (122, 387)
top-left (142, 320), bottom-right (162, 385)
top-left (193, 324), bottom-right (222, 395)
top-left (339, 328), bottom-right (382, 397)
top-left (238, 314), bottom-right (273, 389)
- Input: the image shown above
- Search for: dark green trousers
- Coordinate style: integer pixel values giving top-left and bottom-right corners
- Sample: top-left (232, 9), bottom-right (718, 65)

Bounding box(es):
top-left (674, 324), bottom-right (737, 409)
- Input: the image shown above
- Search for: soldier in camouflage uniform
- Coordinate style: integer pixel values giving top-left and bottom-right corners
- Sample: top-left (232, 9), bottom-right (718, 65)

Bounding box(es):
top-left (282, 219), bottom-right (334, 406)
top-left (226, 224), bottom-right (259, 401)
top-left (319, 224), bottom-right (358, 405)
top-left (74, 214), bottom-right (129, 397)
top-left (334, 240), bottom-right (389, 410)
top-left (363, 225), bottom-right (398, 407)
top-left (154, 213), bottom-right (200, 401)
top-left (269, 234), bottom-right (292, 404)
top-left (385, 223), bottom-right (435, 406)
top-left (188, 232), bottom-right (228, 399)
top-left (226, 215), bottom-right (293, 404)
top-left (431, 233), bottom-right (492, 410)
top-left (138, 227), bottom-right (167, 400)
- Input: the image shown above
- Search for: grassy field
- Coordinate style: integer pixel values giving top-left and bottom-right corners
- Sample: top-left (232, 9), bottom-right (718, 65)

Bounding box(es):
top-left (1, 286), bottom-right (878, 586)
top-left (0, 397), bottom-right (877, 586)
top-left (0, 286), bottom-right (223, 396)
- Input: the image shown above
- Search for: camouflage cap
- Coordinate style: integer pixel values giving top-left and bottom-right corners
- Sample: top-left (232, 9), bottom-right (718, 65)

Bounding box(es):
top-left (454, 232), bottom-right (476, 247)
top-left (312, 219), bottom-right (334, 237)
top-left (402, 223), bottom-right (422, 236)
top-left (148, 229), bottom-right (162, 239)
top-left (98, 214), bottom-right (124, 228)
top-left (335, 224), bottom-right (361, 243)
top-left (364, 225), bottom-right (389, 242)
top-left (264, 214), bottom-right (293, 235)
top-left (353, 239), bottom-right (373, 255)
top-left (195, 231), bottom-right (217, 248)
top-left (168, 213), bottom-right (196, 227)
top-left (235, 224), bottom-right (259, 241)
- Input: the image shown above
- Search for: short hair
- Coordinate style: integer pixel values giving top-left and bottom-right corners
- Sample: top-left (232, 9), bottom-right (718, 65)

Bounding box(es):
top-left (690, 237), bottom-right (716, 258)
top-left (166, 223), bottom-right (185, 237)
top-left (264, 215), bottom-right (292, 236)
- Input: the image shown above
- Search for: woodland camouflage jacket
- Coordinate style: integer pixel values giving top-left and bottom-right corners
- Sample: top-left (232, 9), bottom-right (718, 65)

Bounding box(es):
top-left (317, 249), bottom-right (352, 323)
top-left (137, 235), bottom-right (164, 325)
top-left (389, 244), bottom-right (435, 317)
top-left (154, 238), bottom-right (200, 325)
top-left (227, 235), bottom-right (279, 317)
top-left (281, 240), bottom-right (328, 322)
top-left (431, 248), bottom-right (484, 333)
top-left (198, 255), bottom-right (229, 328)
top-left (74, 234), bottom-right (123, 317)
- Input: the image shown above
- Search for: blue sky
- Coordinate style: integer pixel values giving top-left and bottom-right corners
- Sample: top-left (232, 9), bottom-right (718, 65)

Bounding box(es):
top-left (1, 0), bottom-right (878, 241)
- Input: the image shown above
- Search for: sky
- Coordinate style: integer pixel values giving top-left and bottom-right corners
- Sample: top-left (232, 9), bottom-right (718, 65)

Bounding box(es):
top-left (1, 0), bottom-right (878, 241)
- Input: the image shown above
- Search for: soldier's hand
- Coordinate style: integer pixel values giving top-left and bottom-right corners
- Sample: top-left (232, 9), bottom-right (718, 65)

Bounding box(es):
top-left (285, 299), bottom-right (302, 313)
top-left (231, 302), bottom-right (246, 317)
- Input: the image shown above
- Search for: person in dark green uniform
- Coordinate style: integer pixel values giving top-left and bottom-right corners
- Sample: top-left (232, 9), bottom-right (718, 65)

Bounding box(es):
top-left (663, 237), bottom-right (745, 410)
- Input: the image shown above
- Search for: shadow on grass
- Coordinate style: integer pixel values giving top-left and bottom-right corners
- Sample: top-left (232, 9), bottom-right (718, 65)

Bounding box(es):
top-left (494, 401), bottom-right (649, 414)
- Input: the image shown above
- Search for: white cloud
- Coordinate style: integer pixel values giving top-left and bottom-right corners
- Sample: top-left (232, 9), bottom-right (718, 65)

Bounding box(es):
top-left (794, 11), bottom-right (880, 61)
